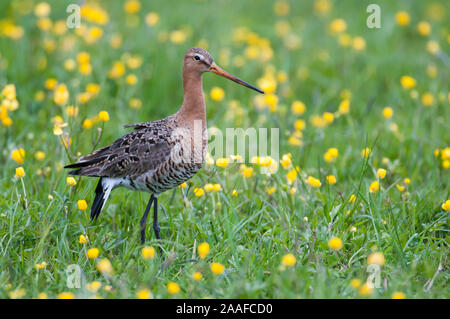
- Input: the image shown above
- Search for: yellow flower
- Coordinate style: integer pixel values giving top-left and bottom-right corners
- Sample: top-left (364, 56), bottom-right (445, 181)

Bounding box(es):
top-left (79, 234), bottom-right (88, 244)
top-left (280, 153), bottom-right (292, 169)
top-left (306, 176), bottom-right (321, 188)
top-left (352, 36), bottom-right (366, 51)
top-left (204, 183), bottom-right (214, 192)
top-left (328, 237), bottom-right (343, 250)
top-left (362, 147), bottom-right (371, 158)
top-left (216, 157), bottom-right (229, 168)
top-left (350, 279), bottom-right (361, 288)
top-left (37, 292), bottom-right (48, 299)
top-left (11, 148), bottom-right (25, 164)
top-left (212, 184), bottom-right (221, 192)
top-left (426, 40), bottom-right (440, 55)
top-left (232, 189), bottom-right (238, 197)
top-left (369, 180), bottom-right (379, 193)
top-left (136, 288), bottom-right (152, 299)
top-left (124, 0), bottom-right (141, 14)
top-left (167, 282), bottom-right (180, 295)
top-left (367, 252), bottom-right (385, 266)
top-left (126, 74), bottom-right (138, 85)
top-left (96, 258), bottom-right (113, 274)
top-left (87, 248), bottom-right (99, 259)
top-left (198, 242), bottom-right (210, 259)
top-left (209, 86), bottom-right (225, 102)
top-left (66, 176), bottom-right (77, 186)
top-left (286, 169), bottom-right (297, 184)
top-left (266, 187), bottom-right (276, 195)
top-left (76, 200), bottom-right (88, 211)
top-left (338, 99), bottom-right (350, 114)
top-left (193, 188), bottom-right (204, 197)
top-left (382, 107), bottom-right (393, 118)
top-left (392, 291), bottom-right (406, 299)
top-left (2, 84), bottom-right (17, 100)
top-left (53, 84), bottom-right (69, 105)
top-left (274, 0), bottom-right (290, 16)
top-left (281, 253), bottom-right (296, 267)
top-left (109, 61), bottom-right (126, 78)
top-left (34, 262), bottom-right (47, 270)
top-left (141, 246), bottom-right (156, 259)
top-left (376, 168), bottom-right (386, 179)
top-left (396, 184), bottom-right (405, 192)
top-left (170, 30), bottom-right (187, 44)
top-left (294, 119), bottom-right (306, 131)
top-left (192, 272), bottom-right (203, 281)
top-left (400, 76), bottom-right (416, 89)
top-left (178, 182), bottom-right (187, 189)
top-left (210, 262), bottom-right (225, 275)
top-left (57, 292), bottom-right (75, 299)
top-left (9, 288), bottom-right (26, 299)
top-left (145, 12), bottom-right (160, 27)
top-left (326, 175), bottom-right (336, 185)
top-left (291, 101), bottom-right (306, 115)
top-left (83, 119), bottom-right (94, 130)
top-left (15, 167), bottom-right (25, 178)
top-left (349, 194), bottom-right (356, 203)
top-left (442, 200), bottom-right (450, 211)
top-left (86, 281), bottom-right (101, 292)
top-left (66, 106), bottom-right (79, 117)
top-left (395, 11), bottom-right (410, 26)
top-left (358, 283), bottom-right (373, 296)
top-left (417, 21), bottom-right (431, 36)
top-left (329, 18), bottom-right (347, 34)
top-left (289, 187), bottom-right (297, 195)
top-left (324, 147), bottom-right (338, 163)
top-left (421, 92), bottom-right (434, 107)
top-left (98, 111), bottom-right (110, 122)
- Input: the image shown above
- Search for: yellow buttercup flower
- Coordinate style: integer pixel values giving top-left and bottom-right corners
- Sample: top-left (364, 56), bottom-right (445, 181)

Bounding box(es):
top-left (326, 175), bottom-right (336, 185)
top-left (281, 253), bottom-right (296, 267)
top-left (15, 167), bottom-right (25, 178)
top-left (417, 21), bottom-right (431, 36)
top-left (395, 11), bottom-right (410, 26)
top-left (192, 272), bottom-right (203, 281)
top-left (442, 200), bottom-right (450, 211)
top-left (350, 279), bottom-right (361, 288)
top-left (145, 12), bottom-right (160, 27)
top-left (367, 252), bottom-right (385, 266)
top-left (369, 180), bottom-right (379, 193)
top-left (141, 246), bottom-right (156, 259)
top-left (198, 242), bottom-right (210, 259)
top-left (362, 147), bottom-right (371, 158)
top-left (96, 258), bottom-right (113, 274)
top-left (86, 281), bottom-right (101, 292)
top-left (11, 148), bottom-right (25, 164)
top-left (349, 194), bottom-right (356, 203)
top-left (329, 18), bottom-right (347, 34)
top-left (338, 99), bottom-right (350, 114)
top-left (306, 176), bottom-right (321, 188)
top-left (328, 237), bottom-right (343, 250)
top-left (66, 176), bottom-right (77, 186)
top-left (167, 282), bottom-right (180, 295)
top-left (382, 107), bottom-right (393, 118)
top-left (210, 262), bottom-right (225, 275)
top-left (358, 283), bottom-right (373, 296)
top-left (421, 92), bottom-right (434, 107)
top-left (266, 187), bottom-right (276, 195)
top-left (216, 157), bottom-right (229, 168)
top-left (193, 188), bottom-right (204, 197)
top-left (136, 288), bottom-right (152, 299)
top-left (77, 200), bottom-right (88, 210)
top-left (57, 292), bottom-right (75, 299)
top-left (98, 111), bottom-right (110, 122)
top-left (400, 76), bottom-right (416, 89)
top-left (376, 168), bottom-right (386, 179)
top-left (286, 169), bottom-right (297, 184)
top-left (87, 248), bottom-right (99, 259)
top-left (392, 291), bottom-right (406, 299)
top-left (79, 234), bottom-right (88, 244)
top-left (124, 0), bottom-right (141, 14)
top-left (291, 100), bottom-right (306, 115)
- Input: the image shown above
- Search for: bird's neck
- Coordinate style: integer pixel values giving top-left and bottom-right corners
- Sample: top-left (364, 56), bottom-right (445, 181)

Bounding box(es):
top-left (178, 71), bottom-right (206, 129)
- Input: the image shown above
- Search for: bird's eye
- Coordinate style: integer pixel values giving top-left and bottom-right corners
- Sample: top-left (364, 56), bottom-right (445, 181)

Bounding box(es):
top-left (194, 55), bottom-right (200, 61)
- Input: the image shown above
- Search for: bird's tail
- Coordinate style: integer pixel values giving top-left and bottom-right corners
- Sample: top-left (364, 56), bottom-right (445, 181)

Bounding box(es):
top-left (91, 178), bottom-right (114, 220)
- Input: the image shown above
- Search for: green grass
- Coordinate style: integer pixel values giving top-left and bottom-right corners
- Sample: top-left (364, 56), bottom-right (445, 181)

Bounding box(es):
top-left (0, 0), bottom-right (449, 298)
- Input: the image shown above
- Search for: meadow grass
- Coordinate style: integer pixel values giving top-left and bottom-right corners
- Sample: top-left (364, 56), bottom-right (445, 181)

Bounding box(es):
top-left (0, 0), bottom-right (449, 298)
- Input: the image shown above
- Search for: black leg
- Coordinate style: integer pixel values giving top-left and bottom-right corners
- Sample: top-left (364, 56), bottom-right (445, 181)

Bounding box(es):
top-left (152, 197), bottom-right (164, 256)
top-left (140, 195), bottom-right (154, 244)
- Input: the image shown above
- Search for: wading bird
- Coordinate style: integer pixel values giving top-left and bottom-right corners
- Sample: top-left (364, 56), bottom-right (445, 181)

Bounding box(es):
top-left (65, 47), bottom-right (263, 249)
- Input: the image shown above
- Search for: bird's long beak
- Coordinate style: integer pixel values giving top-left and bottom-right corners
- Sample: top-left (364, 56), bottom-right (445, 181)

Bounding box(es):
top-left (209, 62), bottom-right (264, 94)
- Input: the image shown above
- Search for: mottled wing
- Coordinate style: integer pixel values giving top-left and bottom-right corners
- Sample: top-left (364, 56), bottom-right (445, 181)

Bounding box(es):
top-left (65, 123), bottom-right (173, 178)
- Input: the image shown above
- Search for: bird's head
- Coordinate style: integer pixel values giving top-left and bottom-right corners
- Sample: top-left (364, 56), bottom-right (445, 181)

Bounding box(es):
top-left (183, 47), bottom-right (264, 94)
